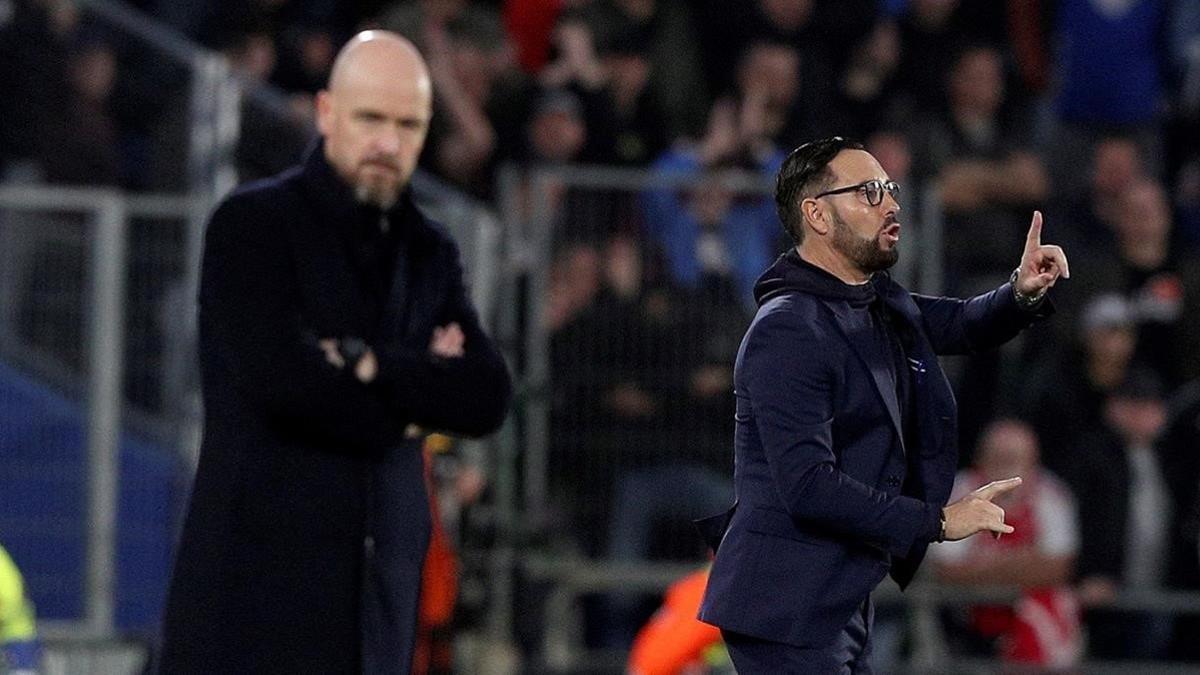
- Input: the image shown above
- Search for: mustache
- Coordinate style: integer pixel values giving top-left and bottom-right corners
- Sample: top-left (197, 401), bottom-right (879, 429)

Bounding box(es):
top-left (361, 156), bottom-right (401, 172)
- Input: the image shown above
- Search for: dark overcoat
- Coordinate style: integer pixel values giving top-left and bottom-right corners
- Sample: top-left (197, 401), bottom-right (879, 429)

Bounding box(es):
top-left (159, 146), bottom-right (511, 673)
top-left (699, 252), bottom-right (1049, 649)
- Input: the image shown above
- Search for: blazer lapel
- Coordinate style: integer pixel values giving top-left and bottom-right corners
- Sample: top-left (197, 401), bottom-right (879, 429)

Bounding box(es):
top-left (821, 298), bottom-right (905, 448)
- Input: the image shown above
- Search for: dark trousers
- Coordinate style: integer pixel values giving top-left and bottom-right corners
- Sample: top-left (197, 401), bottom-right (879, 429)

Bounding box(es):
top-left (721, 597), bottom-right (874, 674)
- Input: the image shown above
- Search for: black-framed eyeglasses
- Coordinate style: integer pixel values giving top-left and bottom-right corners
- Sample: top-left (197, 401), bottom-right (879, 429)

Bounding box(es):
top-left (814, 179), bottom-right (900, 207)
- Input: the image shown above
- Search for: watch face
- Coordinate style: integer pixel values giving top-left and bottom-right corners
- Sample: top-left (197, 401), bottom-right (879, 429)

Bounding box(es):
top-left (340, 338), bottom-right (368, 365)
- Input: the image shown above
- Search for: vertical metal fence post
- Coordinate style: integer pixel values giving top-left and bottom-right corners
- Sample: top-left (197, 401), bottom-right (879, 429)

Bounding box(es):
top-left (173, 54), bottom-right (239, 460)
top-left (212, 60), bottom-right (242, 203)
top-left (84, 192), bottom-right (128, 636)
top-left (183, 53), bottom-right (228, 307)
top-left (482, 165), bottom-right (524, 657)
top-left (919, 185), bottom-right (945, 295)
top-left (523, 170), bottom-right (557, 516)
top-left (907, 587), bottom-right (948, 672)
top-left (893, 189), bottom-right (918, 289)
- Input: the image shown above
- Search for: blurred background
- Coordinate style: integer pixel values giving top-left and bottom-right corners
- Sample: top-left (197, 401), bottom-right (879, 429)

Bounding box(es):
top-left (1, 0), bottom-right (1199, 673)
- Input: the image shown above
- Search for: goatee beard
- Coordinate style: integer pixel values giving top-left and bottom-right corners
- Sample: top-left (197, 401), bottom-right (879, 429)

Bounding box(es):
top-left (831, 209), bottom-right (898, 274)
top-left (355, 182), bottom-right (398, 211)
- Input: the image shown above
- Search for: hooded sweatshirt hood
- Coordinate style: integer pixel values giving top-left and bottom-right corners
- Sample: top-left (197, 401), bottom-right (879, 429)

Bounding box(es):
top-left (753, 249), bottom-right (878, 308)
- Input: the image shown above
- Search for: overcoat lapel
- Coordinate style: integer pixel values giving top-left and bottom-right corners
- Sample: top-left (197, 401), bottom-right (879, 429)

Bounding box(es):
top-left (379, 199), bottom-right (443, 345)
top-left (293, 144), bottom-right (446, 346)
top-left (379, 236), bottom-right (410, 342)
top-left (291, 198), bottom-right (371, 336)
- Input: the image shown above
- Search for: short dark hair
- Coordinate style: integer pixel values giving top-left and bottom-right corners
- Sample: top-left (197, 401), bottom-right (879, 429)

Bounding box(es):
top-left (775, 136), bottom-right (864, 244)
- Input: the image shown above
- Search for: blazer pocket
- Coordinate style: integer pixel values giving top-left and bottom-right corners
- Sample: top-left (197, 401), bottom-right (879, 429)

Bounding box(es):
top-left (743, 507), bottom-right (824, 545)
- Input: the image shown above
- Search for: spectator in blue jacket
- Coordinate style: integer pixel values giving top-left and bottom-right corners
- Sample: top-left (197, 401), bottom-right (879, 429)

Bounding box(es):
top-left (642, 95), bottom-right (786, 310)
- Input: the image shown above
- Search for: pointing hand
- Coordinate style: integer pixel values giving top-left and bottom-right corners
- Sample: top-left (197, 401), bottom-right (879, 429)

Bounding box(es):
top-left (941, 476), bottom-right (1022, 542)
top-left (1015, 211), bottom-right (1069, 297)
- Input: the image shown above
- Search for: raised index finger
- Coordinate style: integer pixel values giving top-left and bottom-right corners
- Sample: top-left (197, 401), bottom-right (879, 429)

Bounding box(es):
top-left (974, 476), bottom-right (1023, 501)
top-left (1024, 211), bottom-right (1043, 252)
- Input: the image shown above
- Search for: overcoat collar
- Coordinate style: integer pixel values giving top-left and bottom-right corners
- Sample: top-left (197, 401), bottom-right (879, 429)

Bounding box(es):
top-left (299, 140), bottom-right (417, 237)
top-left (294, 141), bottom-right (437, 338)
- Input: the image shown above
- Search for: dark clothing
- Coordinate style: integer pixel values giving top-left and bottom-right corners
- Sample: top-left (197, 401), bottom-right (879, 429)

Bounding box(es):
top-left (908, 104), bottom-right (1041, 294)
top-left (1068, 425), bottom-right (1180, 659)
top-left (160, 144), bottom-right (511, 674)
top-left (1118, 252), bottom-right (1200, 388)
top-left (1161, 380), bottom-right (1200, 659)
top-left (39, 100), bottom-right (121, 186)
top-left (1070, 420), bottom-right (1195, 588)
top-left (573, 0), bottom-right (708, 140)
top-left (1162, 381), bottom-right (1200, 591)
top-left (699, 250), bottom-right (1049, 649)
top-left (722, 597), bottom-right (875, 674)
top-left (1019, 347), bottom-right (1111, 479)
top-left (1069, 429), bottom-right (1136, 582)
top-left (1049, 243), bottom-right (1200, 389)
top-left (337, 193), bottom-right (405, 327)
top-left (0, 2), bottom-right (66, 167)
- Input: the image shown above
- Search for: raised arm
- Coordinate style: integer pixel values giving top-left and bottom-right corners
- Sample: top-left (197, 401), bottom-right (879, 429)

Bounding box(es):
top-left (913, 212), bottom-right (1062, 355)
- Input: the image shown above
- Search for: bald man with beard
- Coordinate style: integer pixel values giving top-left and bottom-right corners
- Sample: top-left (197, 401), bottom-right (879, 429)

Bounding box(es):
top-left (160, 32), bottom-right (511, 673)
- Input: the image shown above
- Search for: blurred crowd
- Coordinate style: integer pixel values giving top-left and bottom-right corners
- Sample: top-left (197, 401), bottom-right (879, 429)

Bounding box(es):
top-left (4, 0), bottom-right (1200, 666)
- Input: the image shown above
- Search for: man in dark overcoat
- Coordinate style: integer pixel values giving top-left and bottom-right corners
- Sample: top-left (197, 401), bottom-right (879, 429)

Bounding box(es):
top-left (160, 32), bottom-right (511, 673)
top-left (697, 137), bottom-right (1070, 672)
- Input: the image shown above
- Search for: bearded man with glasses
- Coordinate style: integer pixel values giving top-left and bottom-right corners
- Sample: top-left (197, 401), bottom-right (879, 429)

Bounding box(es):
top-left (695, 137), bottom-right (1070, 673)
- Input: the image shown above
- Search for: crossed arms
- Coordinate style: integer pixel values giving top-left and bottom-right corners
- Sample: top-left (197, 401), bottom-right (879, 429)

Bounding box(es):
top-left (199, 193), bottom-right (511, 452)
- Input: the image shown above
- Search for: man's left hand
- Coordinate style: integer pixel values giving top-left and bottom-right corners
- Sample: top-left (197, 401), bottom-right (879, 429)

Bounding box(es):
top-left (319, 338), bottom-right (346, 369)
top-left (1016, 210), bottom-right (1070, 296)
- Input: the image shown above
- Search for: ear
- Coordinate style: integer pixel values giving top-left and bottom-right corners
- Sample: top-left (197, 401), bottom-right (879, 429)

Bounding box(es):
top-left (315, 90), bottom-right (334, 137)
top-left (801, 197), bottom-right (830, 237)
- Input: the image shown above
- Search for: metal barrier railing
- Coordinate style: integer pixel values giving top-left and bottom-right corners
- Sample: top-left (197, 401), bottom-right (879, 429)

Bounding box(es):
top-left (0, 172), bottom-right (505, 646)
top-left (520, 556), bottom-right (1200, 673)
top-left (489, 162), bottom-right (948, 670)
top-left (0, 185), bottom-right (195, 638)
top-left (71, 0), bottom-right (241, 346)
top-left (501, 163), bottom-right (942, 527)
top-left (36, 635), bottom-right (148, 675)
top-left (487, 162), bottom-right (1200, 674)
top-left (2, 0), bottom-right (504, 663)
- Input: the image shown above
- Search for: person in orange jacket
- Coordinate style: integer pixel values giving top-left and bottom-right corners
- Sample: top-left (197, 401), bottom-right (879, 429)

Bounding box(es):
top-left (627, 567), bottom-right (730, 675)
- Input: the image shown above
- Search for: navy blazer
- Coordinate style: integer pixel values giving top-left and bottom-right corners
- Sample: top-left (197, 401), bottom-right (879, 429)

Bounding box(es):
top-left (698, 253), bottom-right (1048, 648)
